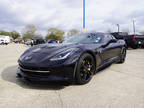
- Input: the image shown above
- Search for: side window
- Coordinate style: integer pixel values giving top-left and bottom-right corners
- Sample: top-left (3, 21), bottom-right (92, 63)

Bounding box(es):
top-left (98, 34), bottom-right (105, 43)
top-left (89, 33), bottom-right (103, 43)
top-left (94, 35), bottom-right (103, 43)
top-left (104, 34), bottom-right (112, 42)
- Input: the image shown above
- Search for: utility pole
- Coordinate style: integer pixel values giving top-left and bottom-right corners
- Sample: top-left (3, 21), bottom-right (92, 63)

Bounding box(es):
top-left (83, 0), bottom-right (85, 33)
top-left (133, 20), bottom-right (136, 35)
top-left (117, 24), bottom-right (120, 33)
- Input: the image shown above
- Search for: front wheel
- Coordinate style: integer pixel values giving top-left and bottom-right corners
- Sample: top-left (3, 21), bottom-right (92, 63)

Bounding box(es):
top-left (75, 53), bottom-right (96, 85)
top-left (118, 47), bottom-right (126, 63)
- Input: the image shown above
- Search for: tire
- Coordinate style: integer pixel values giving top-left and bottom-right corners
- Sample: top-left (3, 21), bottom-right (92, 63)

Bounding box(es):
top-left (75, 53), bottom-right (96, 85)
top-left (142, 44), bottom-right (144, 48)
top-left (124, 40), bottom-right (128, 49)
top-left (131, 45), bottom-right (138, 49)
top-left (118, 47), bottom-right (126, 63)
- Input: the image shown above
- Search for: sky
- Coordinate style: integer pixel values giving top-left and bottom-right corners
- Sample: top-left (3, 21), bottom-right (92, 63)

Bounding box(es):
top-left (0, 0), bottom-right (144, 35)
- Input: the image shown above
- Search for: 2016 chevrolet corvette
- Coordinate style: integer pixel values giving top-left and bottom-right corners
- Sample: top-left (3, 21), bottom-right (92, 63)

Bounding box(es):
top-left (17, 33), bottom-right (126, 84)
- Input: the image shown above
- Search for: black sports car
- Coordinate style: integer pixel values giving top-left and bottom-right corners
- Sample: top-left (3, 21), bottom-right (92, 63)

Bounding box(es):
top-left (17, 33), bottom-right (126, 84)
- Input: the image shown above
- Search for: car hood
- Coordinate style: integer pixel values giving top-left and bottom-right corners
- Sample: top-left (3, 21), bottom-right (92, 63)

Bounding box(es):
top-left (30, 43), bottom-right (82, 54)
top-left (19, 43), bottom-right (101, 67)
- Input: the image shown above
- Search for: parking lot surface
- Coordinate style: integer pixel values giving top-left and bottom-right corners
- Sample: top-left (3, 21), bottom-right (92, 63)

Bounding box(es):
top-left (0, 44), bottom-right (144, 108)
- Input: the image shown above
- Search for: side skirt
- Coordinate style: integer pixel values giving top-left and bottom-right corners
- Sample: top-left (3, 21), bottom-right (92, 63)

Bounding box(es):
top-left (97, 56), bottom-right (119, 71)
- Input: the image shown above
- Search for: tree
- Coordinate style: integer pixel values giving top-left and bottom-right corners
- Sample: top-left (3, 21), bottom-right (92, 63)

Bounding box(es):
top-left (0, 30), bottom-right (20, 39)
top-left (22, 24), bottom-right (37, 40)
top-left (46, 28), bottom-right (64, 41)
top-left (0, 30), bottom-right (10, 36)
top-left (10, 31), bottom-right (20, 39)
top-left (68, 29), bottom-right (79, 36)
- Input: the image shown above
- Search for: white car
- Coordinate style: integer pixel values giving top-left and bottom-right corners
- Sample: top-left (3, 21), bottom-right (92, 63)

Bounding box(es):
top-left (0, 39), bottom-right (4, 45)
top-left (24, 39), bottom-right (32, 45)
top-left (0, 36), bottom-right (10, 45)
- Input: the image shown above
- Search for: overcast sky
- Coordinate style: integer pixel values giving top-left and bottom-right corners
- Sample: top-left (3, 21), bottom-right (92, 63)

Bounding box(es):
top-left (0, 0), bottom-right (144, 35)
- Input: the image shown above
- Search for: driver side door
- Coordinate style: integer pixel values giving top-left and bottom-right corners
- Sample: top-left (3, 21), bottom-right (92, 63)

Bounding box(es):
top-left (100, 34), bottom-right (117, 63)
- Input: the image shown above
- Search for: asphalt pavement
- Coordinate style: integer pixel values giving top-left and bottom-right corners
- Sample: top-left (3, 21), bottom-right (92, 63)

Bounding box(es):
top-left (0, 44), bottom-right (144, 108)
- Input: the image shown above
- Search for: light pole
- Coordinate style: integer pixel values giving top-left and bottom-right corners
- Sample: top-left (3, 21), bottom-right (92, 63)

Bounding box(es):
top-left (83, 0), bottom-right (85, 33)
top-left (133, 20), bottom-right (136, 35)
top-left (117, 24), bottom-right (120, 33)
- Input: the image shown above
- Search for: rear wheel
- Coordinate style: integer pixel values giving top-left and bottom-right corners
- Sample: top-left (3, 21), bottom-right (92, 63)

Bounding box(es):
top-left (142, 44), bottom-right (144, 48)
top-left (131, 45), bottom-right (138, 49)
top-left (118, 47), bottom-right (126, 63)
top-left (75, 53), bottom-right (96, 85)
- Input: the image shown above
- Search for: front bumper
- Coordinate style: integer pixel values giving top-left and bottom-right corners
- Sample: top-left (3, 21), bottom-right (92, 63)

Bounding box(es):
top-left (17, 64), bottom-right (76, 82)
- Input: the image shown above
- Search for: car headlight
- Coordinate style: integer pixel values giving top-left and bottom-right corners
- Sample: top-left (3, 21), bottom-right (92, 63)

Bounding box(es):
top-left (50, 48), bottom-right (78, 61)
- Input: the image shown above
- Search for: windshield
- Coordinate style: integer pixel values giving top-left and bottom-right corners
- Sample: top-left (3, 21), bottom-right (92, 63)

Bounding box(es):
top-left (63, 34), bottom-right (102, 44)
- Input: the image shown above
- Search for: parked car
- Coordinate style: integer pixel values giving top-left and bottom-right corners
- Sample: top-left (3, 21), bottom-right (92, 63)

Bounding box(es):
top-left (0, 39), bottom-right (4, 45)
top-left (134, 35), bottom-right (144, 48)
top-left (111, 32), bottom-right (138, 49)
top-left (0, 36), bottom-right (10, 45)
top-left (17, 33), bottom-right (126, 85)
top-left (31, 36), bottom-right (45, 46)
top-left (47, 39), bottom-right (58, 44)
top-left (24, 39), bottom-right (32, 45)
top-left (14, 38), bottom-right (23, 44)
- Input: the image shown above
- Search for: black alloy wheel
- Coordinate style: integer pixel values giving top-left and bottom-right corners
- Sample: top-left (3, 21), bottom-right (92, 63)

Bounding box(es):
top-left (76, 53), bottom-right (96, 85)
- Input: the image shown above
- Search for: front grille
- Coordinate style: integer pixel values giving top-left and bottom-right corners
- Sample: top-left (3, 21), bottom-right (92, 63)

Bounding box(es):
top-left (19, 64), bottom-right (72, 78)
top-left (19, 64), bottom-right (52, 77)
top-left (22, 70), bottom-right (51, 77)
top-left (19, 64), bottom-right (49, 71)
